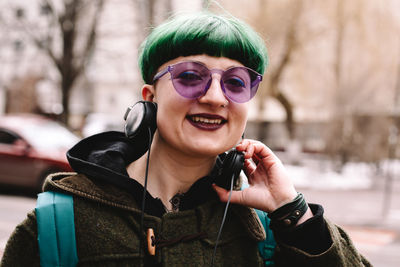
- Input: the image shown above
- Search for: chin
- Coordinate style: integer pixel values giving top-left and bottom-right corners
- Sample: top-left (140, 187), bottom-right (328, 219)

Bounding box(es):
top-left (186, 141), bottom-right (232, 157)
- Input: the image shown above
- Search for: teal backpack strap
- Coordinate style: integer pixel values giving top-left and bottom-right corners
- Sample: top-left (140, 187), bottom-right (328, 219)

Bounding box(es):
top-left (241, 183), bottom-right (276, 266)
top-left (36, 191), bottom-right (78, 267)
top-left (254, 209), bottom-right (276, 266)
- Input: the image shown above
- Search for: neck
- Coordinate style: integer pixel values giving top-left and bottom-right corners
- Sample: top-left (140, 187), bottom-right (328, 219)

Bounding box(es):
top-left (126, 133), bottom-right (216, 210)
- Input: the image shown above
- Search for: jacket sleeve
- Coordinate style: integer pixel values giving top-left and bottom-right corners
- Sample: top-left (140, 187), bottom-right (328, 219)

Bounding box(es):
top-left (273, 217), bottom-right (373, 267)
top-left (0, 210), bottom-right (40, 267)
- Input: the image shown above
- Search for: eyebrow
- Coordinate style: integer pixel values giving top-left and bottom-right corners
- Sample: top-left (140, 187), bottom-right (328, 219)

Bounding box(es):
top-left (180, 60), bottom-right (242, 71)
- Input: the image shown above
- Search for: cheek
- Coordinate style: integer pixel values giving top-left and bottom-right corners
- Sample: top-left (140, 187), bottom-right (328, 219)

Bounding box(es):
top-left (155, 110), bottom-right (178, 145)
top-left (228, 104), bottom-right (248, 144)
top-left (234, 104), bottom-right (249, 128)
top-left (154, 83), bottom-right (181, 116)
top-left (154, 95), bottom-right (189, 138)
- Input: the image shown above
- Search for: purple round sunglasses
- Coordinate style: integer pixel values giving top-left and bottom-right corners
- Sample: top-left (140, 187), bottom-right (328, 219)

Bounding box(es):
top-left (152, 61), bottom-right (262, 103)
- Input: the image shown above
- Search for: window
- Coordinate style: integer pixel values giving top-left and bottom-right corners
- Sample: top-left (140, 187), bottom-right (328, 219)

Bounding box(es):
top-left (0, 129), bottom-right (19, 144)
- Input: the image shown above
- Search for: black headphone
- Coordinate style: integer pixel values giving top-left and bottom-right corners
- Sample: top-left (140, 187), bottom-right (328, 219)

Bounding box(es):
top-left (124, 101), bottom-right (157, 140)
top-left (124, 101), bottom-right (244, 190)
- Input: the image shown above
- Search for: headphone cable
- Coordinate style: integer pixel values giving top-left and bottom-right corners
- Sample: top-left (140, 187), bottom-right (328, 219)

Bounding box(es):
top-left (139, 127), bottom-right (153, 261)
top-left (210, 173), bottom-right (235, 266)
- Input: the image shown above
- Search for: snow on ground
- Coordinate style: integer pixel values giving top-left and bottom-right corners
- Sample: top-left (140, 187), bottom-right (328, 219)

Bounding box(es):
top-left (287, 163), bottom-right (373, 190)
top-left (280, 154), bottom-right (400, 190)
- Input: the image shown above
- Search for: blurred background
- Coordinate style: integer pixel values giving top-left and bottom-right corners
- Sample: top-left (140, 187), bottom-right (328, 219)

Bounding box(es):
top-left (0, 0), bottom-right (399, 265)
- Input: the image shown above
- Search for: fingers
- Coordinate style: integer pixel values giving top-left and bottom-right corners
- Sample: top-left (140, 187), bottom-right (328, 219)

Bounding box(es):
top-left (239, 140), bottom-right (254, 159)
top-left (212, 184), bottom-right (244, 205)
top-left (237, 139), bottom-right (281, 167)
top-left (243, 159), bottom-right (256, 180)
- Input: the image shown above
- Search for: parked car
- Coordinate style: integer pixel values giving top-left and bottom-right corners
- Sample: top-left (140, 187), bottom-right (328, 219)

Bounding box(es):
top-left (0, 114), bottom-right (80, 191)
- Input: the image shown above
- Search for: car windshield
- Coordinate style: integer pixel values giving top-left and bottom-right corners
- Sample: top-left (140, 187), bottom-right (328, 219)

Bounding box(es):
top-left (19, 121), bottom-right (80, 151)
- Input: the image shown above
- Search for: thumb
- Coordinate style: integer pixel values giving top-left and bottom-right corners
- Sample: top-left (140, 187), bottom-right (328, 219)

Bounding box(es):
top-left (212, 184), bottom-right (244, 204)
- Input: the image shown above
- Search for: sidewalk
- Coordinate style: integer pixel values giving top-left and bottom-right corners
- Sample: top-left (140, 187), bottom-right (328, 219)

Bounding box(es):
top-left (341, 225), bottom-right (400, 267)
top-left (278, 152), bottom-right (400, 266)
top-left (297, 180), bottom-right (400, 267)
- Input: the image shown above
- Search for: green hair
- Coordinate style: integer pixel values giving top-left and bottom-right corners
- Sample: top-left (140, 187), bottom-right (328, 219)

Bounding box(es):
top-left (138, 12), bottom-right (268, 84)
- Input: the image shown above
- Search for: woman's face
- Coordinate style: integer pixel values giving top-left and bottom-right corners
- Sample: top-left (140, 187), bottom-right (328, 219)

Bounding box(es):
top-left (145, 55), bottom-right (250, 158)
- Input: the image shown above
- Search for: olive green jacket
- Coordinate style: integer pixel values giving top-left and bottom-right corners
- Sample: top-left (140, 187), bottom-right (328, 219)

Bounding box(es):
top-left (1, 173), bottom-right (372, 267)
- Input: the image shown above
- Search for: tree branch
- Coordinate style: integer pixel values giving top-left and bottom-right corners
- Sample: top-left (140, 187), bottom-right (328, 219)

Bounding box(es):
top-left (269, 0), bottom-right (304, 95)
top-left (72, 0), bottom-right (104, 80)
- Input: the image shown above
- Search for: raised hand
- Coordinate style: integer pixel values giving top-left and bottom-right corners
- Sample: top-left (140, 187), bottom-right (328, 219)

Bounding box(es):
top-left (213, 139), bottom-right (298, 213)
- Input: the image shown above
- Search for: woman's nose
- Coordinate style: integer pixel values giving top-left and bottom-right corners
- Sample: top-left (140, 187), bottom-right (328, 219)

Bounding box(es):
top-left (197, 76), bottom-right (229, 107)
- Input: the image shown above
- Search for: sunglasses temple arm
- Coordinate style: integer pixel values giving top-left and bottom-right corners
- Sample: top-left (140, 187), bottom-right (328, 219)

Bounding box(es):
top-left (152, 68), bottom-right (170, 83)
top-left (251, 75), bottom-right (263, 87)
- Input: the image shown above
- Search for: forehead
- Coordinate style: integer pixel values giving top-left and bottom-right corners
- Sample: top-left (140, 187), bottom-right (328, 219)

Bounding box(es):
top-left (157, 55), bottom-right (245, 72)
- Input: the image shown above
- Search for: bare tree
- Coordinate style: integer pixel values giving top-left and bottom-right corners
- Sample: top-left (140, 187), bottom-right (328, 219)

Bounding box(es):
top-left (206, 0), bottom-right (304, 142)
top-left (254, 0), bottom-right (304, 141)
top-left (326, 0), bottom-right (348, 166)
top-left (9, 0), bottom-right (104, 126)
top-left (325, 0), bottom-right (400, 167)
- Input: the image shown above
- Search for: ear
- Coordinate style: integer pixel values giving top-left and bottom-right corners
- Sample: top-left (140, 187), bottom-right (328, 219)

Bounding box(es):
top-left (142, 84), bottom-right (156, 102)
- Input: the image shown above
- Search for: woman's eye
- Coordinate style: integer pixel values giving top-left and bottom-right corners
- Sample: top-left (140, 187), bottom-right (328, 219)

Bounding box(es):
top-left (225, 77), bottom-right (245, 88)
top-left (177, 71), bottom-right (202, 81)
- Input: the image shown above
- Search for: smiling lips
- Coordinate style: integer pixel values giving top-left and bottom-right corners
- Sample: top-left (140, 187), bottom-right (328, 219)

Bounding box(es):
top-left (187, 114), bottom-right (227, 130)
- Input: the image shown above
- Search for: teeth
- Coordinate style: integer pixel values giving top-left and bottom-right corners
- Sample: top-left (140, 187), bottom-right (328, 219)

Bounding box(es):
top-left (192, 116), bottom-right (222, 124)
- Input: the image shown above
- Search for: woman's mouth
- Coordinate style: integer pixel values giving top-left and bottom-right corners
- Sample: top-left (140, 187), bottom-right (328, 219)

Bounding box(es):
top-left (186, 114), bottom-right (227, 130)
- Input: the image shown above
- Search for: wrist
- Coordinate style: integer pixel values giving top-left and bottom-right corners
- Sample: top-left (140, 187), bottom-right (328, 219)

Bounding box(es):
top-left (296, 206), bottom-right (313, 226)
top-left (271, 190), bottom-right (298, 211)
top-left (267, 192), bottom-right (309, 231)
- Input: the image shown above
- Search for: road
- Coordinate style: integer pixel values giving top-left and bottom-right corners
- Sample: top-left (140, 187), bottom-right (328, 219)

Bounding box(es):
top-left (0, 193), bottom-right (36, 258)
top-left (1, 186), bottom-right (400, 266)
top-left (301, 187), bottom-right (400, 267)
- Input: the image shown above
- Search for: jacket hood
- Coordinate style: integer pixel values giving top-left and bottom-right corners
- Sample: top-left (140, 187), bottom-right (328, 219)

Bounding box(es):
top-left (62, 131), bottom-right (229, 217)
top-left (66, 131), bottom-right (228, 192)
top-left (66, 131), bottom-right (149, 191)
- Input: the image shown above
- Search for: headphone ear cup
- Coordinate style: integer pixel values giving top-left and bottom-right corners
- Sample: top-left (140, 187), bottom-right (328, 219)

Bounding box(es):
top-left (219, 150), bottom-right (244, 190)
top-left (124, 101), bottom-right (157, 140)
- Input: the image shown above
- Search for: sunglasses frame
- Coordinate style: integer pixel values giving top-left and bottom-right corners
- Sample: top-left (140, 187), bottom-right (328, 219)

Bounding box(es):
top-left (152, 61), bottom-right (263, 103)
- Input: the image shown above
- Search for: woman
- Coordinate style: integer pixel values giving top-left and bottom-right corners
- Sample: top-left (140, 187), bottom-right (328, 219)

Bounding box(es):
top-left (1, 12), bottom-right (371, 266)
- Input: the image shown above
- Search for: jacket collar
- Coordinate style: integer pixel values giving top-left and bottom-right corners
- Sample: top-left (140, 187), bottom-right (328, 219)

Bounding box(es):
top-left (42, 172), bottom-right (266, 243)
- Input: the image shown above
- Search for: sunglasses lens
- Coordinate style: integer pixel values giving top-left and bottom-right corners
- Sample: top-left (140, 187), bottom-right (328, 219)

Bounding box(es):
top-left (169, 62), bottom-right (261, 103)
top-left (170, 62), bottom-right (208, 99)
top-left (221, 68), bottom-right (251, 103)
top-left (222, 67), bottom-right (261, 103)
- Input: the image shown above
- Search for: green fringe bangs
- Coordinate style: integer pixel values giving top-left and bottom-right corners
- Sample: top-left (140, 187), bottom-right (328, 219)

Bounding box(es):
top-left (139, 13), bottom-right (268, 84)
